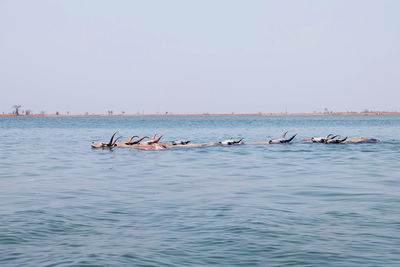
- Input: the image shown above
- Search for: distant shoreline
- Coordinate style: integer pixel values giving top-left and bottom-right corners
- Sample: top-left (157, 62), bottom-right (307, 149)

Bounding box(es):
top-left (1, 112), bottom-right (399, 117)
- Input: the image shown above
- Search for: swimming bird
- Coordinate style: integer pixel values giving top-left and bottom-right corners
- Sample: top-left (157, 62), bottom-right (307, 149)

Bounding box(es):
top-left (91, 131), bottom-right (122, 148)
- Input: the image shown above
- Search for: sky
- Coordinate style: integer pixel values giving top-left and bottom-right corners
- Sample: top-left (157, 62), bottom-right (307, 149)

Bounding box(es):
top-left (0, 0), bottom-right (399, 115)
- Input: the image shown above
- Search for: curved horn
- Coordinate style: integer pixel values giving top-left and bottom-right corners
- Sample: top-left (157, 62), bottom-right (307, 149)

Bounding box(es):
top-left (108, 131), bottom-right (119, 145)
top-left (134, 136), bottom-right (149, 144)
top-left (340, 136), bottom-right (348, 143)
top-left (282, 131), bottom-right (288, 139)
top-left (129, 135), bottom-right (139, 142)
top-left (112, 136), bottom-right (123, 146)
top-left (154, 135), bottom-right (163, 143)
top-left (330, 135), bottom-right (339, 139)
top-left (286, 133), bottom-right (297, 143)
top-left (237, 138), bottom-right (244, 143)
top-left (326, 134), bottom-right (334, 139)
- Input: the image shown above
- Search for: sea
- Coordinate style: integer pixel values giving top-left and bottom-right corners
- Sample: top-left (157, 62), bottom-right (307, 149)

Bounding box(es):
top-left (1, 115), bottom-right (399, 266)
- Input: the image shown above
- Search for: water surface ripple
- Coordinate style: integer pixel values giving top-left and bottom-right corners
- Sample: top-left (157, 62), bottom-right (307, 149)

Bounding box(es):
top-left (1, 116), bottom-right (399, 266)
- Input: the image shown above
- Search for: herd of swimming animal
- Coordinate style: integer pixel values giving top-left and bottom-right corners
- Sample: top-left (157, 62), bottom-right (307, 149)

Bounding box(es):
top-left (91, 131), bottom-right (380, 150)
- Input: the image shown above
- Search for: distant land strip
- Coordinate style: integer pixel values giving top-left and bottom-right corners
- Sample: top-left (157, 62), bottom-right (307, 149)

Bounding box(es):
top-left (1, 112), bottom-right (400, 117)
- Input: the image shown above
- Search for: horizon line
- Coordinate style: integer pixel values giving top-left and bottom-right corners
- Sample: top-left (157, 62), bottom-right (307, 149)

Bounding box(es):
top-left (1, 111), bottom-right (400, 118)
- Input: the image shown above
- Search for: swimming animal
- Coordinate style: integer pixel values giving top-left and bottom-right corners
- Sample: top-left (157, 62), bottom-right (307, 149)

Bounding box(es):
top-left (342, 137), bottom-right (380, 143)
top-left (325, 135), bottom-right (347, 143)
top-left (91, 132), bottom-right (380, 150)
top-left (129, 143), bottom-right (168, 150)
top-left (304, 135), bottom-right (379, 144)
top-left (268, 131), bottom-right (297, 144)
top-left (140, 134), bottom-right (163, 145)
top-left (311, 134), bottom-right (337, 143)
top-left (117, 136), bottom-right (149, 146)
top-left (91, 131), bottom-right (122, 148)
top-left (171, 140), bottom-right (191, 145)
top-left (125, 135), bottom-right (139, 144)
top-left (219, 138), bottom-right (244, 145)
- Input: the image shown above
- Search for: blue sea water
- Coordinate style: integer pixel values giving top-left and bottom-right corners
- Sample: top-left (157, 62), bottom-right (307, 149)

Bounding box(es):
top-left (0, 115), bottom-right (399, 266)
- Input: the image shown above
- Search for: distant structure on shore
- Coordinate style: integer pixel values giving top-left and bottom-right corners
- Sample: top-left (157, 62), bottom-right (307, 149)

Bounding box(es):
top-left (2, 105), bottom-right (398, 117)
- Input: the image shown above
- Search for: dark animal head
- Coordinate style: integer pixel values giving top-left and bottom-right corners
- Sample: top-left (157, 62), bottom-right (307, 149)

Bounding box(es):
top-left (91, 131), bottom-right (122, 148)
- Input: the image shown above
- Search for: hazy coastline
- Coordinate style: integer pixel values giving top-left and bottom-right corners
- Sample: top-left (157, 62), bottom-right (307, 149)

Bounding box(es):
top-left (1, 112), bottom-right (399, 117)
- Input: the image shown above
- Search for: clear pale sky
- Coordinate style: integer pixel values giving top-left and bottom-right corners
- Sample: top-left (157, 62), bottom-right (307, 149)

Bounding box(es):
top-left (1, 0), bottom-right (399, 114)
